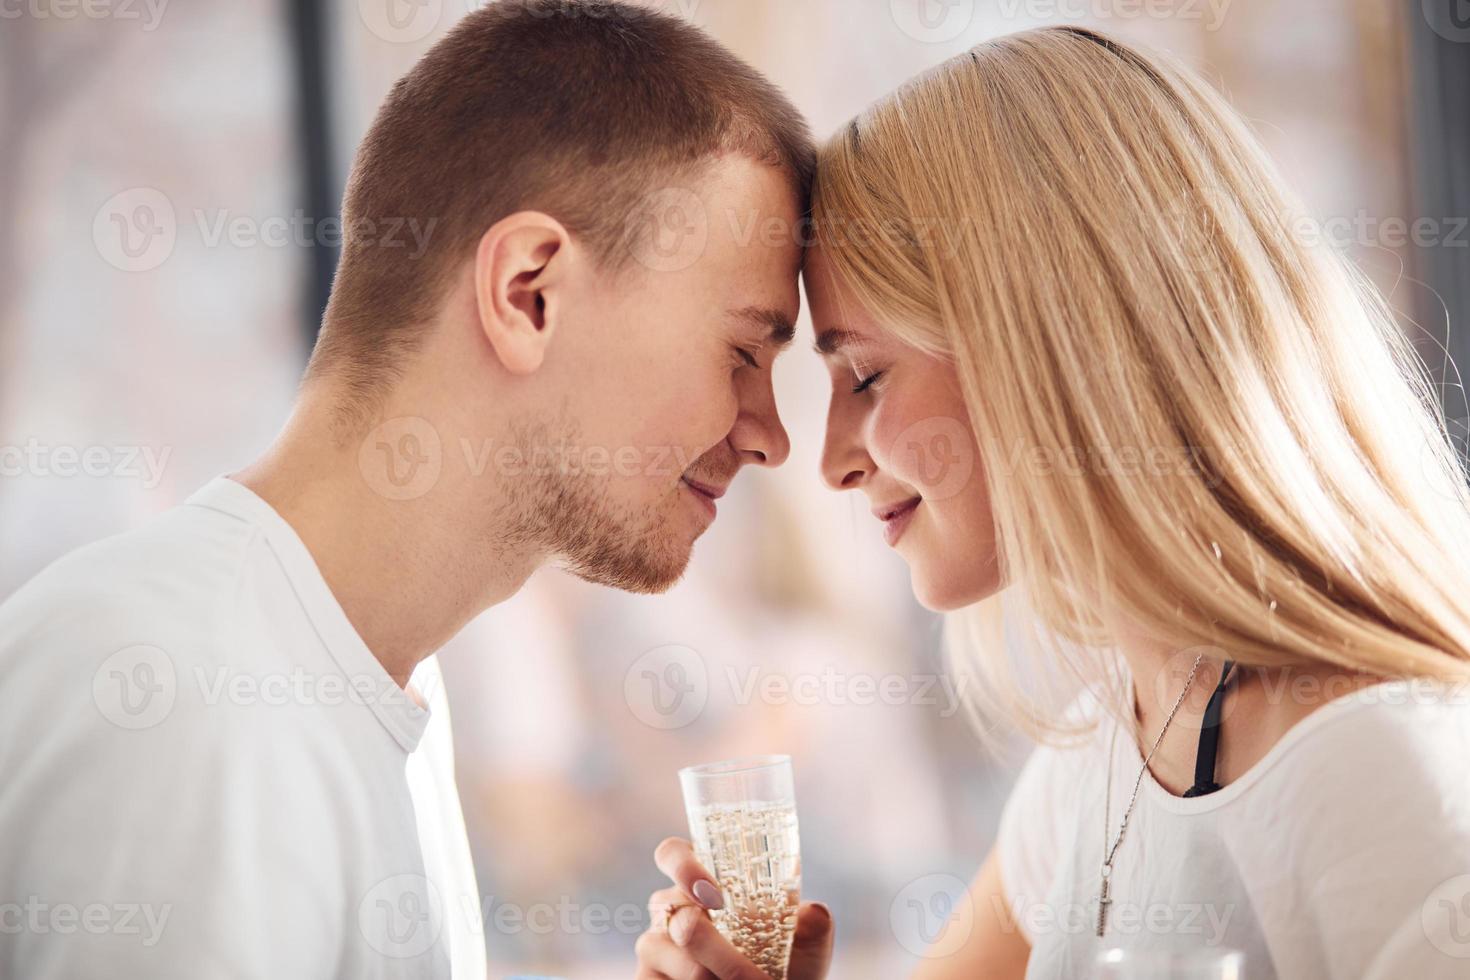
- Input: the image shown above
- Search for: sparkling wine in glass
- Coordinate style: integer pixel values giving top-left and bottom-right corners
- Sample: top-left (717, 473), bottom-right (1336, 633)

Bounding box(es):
top-left (679, 755), bottom-right (801, 980)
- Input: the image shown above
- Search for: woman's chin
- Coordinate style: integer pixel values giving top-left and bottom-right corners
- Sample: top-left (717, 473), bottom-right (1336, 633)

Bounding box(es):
top-left (908, 567), bottom-right (989, 613)
top-left (906, 558), bottom-right (1004, 612)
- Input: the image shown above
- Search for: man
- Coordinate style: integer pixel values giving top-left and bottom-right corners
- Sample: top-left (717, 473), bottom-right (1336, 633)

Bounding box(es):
top-left (0, 1), bottom-right (828, 976)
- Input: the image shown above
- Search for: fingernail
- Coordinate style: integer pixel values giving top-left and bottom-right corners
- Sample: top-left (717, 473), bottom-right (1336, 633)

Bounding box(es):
top-left (671, 907), bottom-right (696, 946)
top-left (693, 879), bottom-right (724, 910)
top-left (810, 902), bottom-right (832, 923)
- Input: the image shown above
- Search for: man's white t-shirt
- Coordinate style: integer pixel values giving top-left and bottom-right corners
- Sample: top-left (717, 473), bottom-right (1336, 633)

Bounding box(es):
top-left (996, 673), bottom-right (1470, 978)
top-left (0, 477), bottom-right (485, 979)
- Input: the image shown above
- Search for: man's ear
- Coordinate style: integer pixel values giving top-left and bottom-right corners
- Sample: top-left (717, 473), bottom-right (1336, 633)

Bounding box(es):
top-left (473, 212), bottom-right (572, 376)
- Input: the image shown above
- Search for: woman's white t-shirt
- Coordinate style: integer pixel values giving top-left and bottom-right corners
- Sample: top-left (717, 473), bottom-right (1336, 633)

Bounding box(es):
top-left (995, 674), bottom-right (1470, 978)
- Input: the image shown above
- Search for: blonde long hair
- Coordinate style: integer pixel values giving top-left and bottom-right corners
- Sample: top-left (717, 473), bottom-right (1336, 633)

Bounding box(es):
top-left (811, 25), bottom-right (1470, 750)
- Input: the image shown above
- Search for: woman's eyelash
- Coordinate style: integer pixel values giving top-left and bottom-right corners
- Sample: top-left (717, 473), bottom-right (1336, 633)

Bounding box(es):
top-left (852, 371), bottom-right (883, 394)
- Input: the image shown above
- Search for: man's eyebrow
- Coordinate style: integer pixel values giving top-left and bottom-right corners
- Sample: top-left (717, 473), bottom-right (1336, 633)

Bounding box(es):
top-left (814, 328), bottom-right (863, 356)
top-left (730, 306), bottom-right (797, 350)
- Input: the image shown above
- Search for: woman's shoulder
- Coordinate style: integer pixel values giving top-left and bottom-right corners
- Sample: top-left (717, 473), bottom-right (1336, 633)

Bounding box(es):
top-left (1249, 678), bottom-right (1470, 971)
top-left (1269, 676), bottom-right (1470, 775)
top-left (1260, 677), bottom-right (1470, 857)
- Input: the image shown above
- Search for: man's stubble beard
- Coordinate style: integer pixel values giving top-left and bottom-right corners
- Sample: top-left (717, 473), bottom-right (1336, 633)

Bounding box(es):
top-left (499, 414), bottom-right (695, 595)
top-left (543, 474), bottom-right (690, 594)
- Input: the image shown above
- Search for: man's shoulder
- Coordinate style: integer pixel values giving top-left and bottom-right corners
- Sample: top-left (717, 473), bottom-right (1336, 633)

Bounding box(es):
top-left (12, 496), bottom-right (259, 593)
top-left (0, 500), bottom-right (263, 650)
top-left (0, 501), bottom-right (282, 744)
top-left (0, 500), bottom-right (366, 822)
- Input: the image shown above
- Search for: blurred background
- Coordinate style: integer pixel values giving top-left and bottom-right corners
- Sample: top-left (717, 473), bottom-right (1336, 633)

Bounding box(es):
top-left (2, 0), bottom-right (1467, 976)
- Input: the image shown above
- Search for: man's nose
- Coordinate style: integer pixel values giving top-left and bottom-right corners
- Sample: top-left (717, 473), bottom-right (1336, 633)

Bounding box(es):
top-left (729, 376), bottom-right (790, 468)
top-left (730, 410), bottom-right (790, 468)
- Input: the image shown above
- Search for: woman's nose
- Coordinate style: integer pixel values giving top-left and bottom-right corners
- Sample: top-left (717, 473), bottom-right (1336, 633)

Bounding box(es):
top-left (821, 398), bottom-right (871, 490)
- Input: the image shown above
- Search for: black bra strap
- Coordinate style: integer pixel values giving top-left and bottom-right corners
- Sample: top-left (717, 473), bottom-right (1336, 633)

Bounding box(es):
top-left (1182, 660), bottom-right (1236, 798)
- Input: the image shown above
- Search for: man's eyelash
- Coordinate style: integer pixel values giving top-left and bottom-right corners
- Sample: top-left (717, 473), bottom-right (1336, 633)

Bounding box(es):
top-left (852, 371), bottom-right (883, 394)
top-left (735, 347), bottom-right (760, 368)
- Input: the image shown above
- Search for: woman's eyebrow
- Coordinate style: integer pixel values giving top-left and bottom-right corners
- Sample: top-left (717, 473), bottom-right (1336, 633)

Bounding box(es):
top-left (813, 328), bottom-right (863, 356)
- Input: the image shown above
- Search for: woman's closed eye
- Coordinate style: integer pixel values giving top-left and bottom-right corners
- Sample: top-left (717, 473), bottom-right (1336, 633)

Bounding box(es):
top-left (851, 370), bottom-right (884, 394)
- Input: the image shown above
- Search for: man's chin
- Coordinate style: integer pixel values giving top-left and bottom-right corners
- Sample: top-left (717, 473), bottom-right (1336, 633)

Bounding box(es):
top-left (558, 539), bottom-right (692, 595)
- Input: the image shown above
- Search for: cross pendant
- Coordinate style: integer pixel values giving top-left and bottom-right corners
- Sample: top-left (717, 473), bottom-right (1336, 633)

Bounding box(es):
top-left (1095, 871), bottom-right (1111, 937)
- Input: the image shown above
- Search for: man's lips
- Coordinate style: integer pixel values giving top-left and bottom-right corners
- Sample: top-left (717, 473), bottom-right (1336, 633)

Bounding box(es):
top-left (681, 476), bottom-right (728, 519)
top-left (681, 477), bottom-right (728, 501)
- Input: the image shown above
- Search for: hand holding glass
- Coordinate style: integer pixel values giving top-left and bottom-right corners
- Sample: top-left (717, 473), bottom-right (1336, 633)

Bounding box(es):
top-left (679, 755), bottom-right (801, 980)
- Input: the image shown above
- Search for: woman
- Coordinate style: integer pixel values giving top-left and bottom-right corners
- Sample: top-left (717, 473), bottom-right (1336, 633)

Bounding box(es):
top-left (635, 25), bottom-right (1470, 980)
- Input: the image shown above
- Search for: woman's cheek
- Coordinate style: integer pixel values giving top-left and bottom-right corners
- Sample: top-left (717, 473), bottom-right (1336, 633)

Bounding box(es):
top-left (869, 391), bottom-right (973, 498)
top-left (866, 397), bottom-right (915, 486)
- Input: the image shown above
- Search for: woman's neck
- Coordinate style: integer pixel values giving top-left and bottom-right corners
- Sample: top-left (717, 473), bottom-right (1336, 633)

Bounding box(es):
top-left (1117, 631), bottom-right (1392, 797)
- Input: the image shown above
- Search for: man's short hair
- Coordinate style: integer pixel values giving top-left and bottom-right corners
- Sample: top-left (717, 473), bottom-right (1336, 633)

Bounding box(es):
top-left (308, 0), bottom-right (815, 403)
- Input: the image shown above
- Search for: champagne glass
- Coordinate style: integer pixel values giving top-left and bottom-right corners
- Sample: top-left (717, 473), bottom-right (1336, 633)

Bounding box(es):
top-left (678, 755), bottom-right (801, 980)
top-left (1095, 946), bottom-right (1246, 979)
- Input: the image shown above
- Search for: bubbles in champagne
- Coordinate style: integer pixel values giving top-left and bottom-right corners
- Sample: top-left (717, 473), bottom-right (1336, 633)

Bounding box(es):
top-left (687, 801), bottom-right (801, 980)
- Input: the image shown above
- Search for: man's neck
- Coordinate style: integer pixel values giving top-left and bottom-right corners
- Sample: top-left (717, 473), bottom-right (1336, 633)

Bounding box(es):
top-left (232, 407), bottom-right (540, 688)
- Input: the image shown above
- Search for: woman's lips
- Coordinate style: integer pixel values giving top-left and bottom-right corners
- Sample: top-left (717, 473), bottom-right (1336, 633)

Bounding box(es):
top-left (876, 497), bottom-right (921, 547)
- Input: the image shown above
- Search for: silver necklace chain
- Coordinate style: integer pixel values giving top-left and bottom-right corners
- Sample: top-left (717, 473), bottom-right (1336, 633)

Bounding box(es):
top-left (1096, 650), bottom-right (1207, 937)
